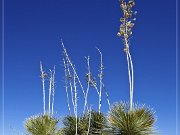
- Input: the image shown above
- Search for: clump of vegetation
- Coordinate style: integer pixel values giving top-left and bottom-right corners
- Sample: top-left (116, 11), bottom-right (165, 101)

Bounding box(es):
top-left (108, 102), bottom-right (157, 135)
top-left (61, 110), bottom-right (107, 135)
top-left (25, 114), bottom-right (60, 135)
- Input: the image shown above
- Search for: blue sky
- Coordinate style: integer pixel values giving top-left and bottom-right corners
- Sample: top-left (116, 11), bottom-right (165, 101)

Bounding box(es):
top-left (1, 0), bottom-right (178, 135)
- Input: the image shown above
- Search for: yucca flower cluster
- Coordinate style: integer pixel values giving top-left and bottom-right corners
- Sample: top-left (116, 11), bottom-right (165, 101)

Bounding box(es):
top-left (117, 0), bottom-right (137, 53)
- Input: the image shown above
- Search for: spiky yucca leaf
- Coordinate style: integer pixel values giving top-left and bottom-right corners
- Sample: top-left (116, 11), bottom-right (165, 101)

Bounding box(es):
top-left (61, 115), bottom-right (87, 135)
top-left (25, 114), bottom-right (60, 135)
top-left (89, 110), bottom-right (107, 134)
top-left (61, 110), bottom-right (107, 135)
top-left (108, 102), bottom-right (157, 135)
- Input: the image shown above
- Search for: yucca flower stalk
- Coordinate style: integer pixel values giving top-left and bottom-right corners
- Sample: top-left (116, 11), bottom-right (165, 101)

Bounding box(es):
top-left (49, 69), bottom-right (53, 115)
top-left (62, 42), bottom-right (111, 115)
top-left (51, 66), bottom-right (56, 115)
top-left (73, 73), bottom-right (78, 135)
top-left (63, 59), bottom-right (71, 115)
top-left (84, 48), bottom-right (111, 113)
top-left (40, 61), bottom-right (56, 116)
top-left (61, 40), bottom-right (86, 99)
top-left (102, 83), bottom-right (111, 111)
top-left (97, 48), bottom-right (111, 112)
top-left (40, 61), bottom-right (47, 115)
top-left (97, 48), bottom-right (103, 114)
top-left (84, 56), bottom-right (91, 113)
top-left (87, 106), bottom-right (92, 135)
top-left (84, 60), bottom-right (100, 104)
top-left (66, 60), bottom-right (75, 113)
top-left (117, 0), bottom-right (137, 111)
top-left (62, 43), bottom-right (82, 135)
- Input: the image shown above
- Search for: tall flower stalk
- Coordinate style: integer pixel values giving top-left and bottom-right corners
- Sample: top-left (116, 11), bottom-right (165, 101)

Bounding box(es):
top-left (40, 61), bottom-right (47, 115)
top-left (97, 48), bottom-right (103, 114)
top-left (61, 40), bottom-right (86, 99)
top-left (51, 66), bottom-right (56, 115)
top-left (63, 59), bottom-right (71, 115)
top-left (73, 73), bottom-right (78, 135)
top-left (62, 41), bottom-right (111, 115)
top-left (48, 69), bottom-right (52, 115)
top-left (117, 0), bottom-right (136, 111)
top-left (87, 106), bottom-right (92, 135)
top-left (40, 62), bottom-right (56, 116)
top-left (102, 83), bottom-right (111, 110)
top-left (66, 60), bottom-right (75, 113)
top-left (84, 56), bottom-right (91, 113)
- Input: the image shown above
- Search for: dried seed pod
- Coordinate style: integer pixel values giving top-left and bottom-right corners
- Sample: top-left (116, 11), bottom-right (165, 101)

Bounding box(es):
top-left (124, 12), bottom-right (130, 18)
top-left (124, 34), bottom-right (128, 39)
top-left (120, 18), bottom-right (125, 22)
top-left (127, 21), bottom-right (134, 28)
top-left (118, 0), bottom-right (137, 48)
top-left (120, 26), bottom-right (125, 30)
top-left (42, 72), bottom-right (47, 79)
top-left (121, 3), bottom-right (127, 10)
top-left (127, 30), bottom-right (133, 36)
top-left (128, 0), bottom-right (135, 7)
top-left (119, 27), bottom-right (125, 36)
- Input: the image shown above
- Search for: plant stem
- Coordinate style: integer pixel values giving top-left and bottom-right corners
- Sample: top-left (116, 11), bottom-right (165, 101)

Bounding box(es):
top-left (61, 40), bottom-right (86, 98)
top-left (51, 66), bottom-right (56, 115)
top-left (84, 56), bottom-right (90, 114)
top-left (63, 59), bottom-right (71, 115)
top-left (87, 106), bottom-right (92, 135)
top-left (97, 48), bottom-right (103, 114)
top-left (40, 61), bottom-right (46, 115)
top-left (73, 73), bottom-right (78, 135)
top-left (49, 70), bottom-right (52, 115)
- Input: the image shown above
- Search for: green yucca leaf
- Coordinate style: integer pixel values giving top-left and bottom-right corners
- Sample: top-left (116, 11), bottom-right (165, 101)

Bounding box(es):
top-left (108, 102), bottom-right (157, 135)
top-left (61, 110), bottom-right (108, 135)
top-left (25, 114), bottom-right (60, 135)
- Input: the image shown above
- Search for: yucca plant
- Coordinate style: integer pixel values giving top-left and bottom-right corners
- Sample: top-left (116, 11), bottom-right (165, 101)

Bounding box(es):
top-left (89, 110), bottom-right (107, 134)
top-left (108, 102), bottom-right (157, 135)
top-left (25, 114), bottom-right (60, 135)
top-left (61, 115), bottom-right (85, 135)
top-left (61, 110), bottom-right (108, 135)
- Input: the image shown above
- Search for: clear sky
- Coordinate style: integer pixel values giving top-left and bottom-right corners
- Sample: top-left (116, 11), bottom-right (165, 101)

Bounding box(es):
top-left (1, 0), bottom-right (177, 135)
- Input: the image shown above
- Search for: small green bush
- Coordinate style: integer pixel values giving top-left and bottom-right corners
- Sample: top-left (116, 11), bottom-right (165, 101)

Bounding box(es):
top-left (25, 114), bottom-right (60, 135)
top-left (108, 102), bottom-right (157, 135)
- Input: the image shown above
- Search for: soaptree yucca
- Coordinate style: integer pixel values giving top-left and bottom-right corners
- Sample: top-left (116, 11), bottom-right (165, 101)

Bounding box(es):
top-left (25, 114), bottom-right (60, 135)
top-left (61, 115), bottom-right (87, 135)
top-left (117, 0), bottom-right (137, 111)
top-left (61, 110), bottom-right (107, 135)
top-left (87, 110), bottom-right (107, 134)
top-left (108, 102), bottom-right (157, 135)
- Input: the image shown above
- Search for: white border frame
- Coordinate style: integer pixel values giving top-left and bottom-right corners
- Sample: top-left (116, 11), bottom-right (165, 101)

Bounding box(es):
top-left (1, 0), bottom-right (179, 135)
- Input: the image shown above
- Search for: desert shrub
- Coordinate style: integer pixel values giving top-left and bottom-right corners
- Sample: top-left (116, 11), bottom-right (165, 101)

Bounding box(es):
top-left (25, 114), bottom-right (60, 135)
top-left (61, 110), bottom-right (108, 135)
top-left (108, 102), bottom-right (157, 135)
